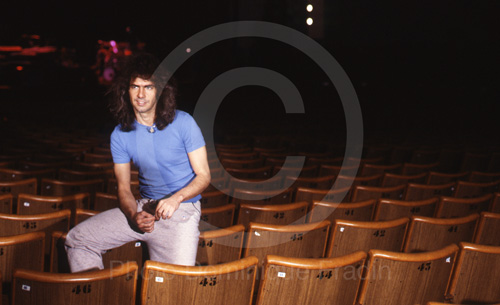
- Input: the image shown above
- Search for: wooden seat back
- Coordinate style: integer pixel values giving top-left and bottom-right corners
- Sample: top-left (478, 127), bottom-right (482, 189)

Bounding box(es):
top-left (426, 171), bottom-right (469, 185)
top-left (404, 182), bottom-right (456, 201)
top-left (468, 171), bottom-right (500, 183)
top-left (17, 193), bottom-right (89, 215)
top-left (196, 224), bottom-right (245, 266)
top-left (231, 188), bottom-right (294, 206)
top-left (351, 184), bottom-right (406, 202)
top-left (294, 187), bottom-right (352, 208)
top-left (446, 242), bottom-right (500, 304)
top-left (200, 189), bottom-right (230, 208)
top-left (473, 212), bottom-right (500, 246)
top-left (141, 257), bottom-right (258, 305)
top-left (0, 231), bottom-right (45, 295)
top-left (356, 244), bottom-right (459, 305)
top-left (199, 204), bottom-right (235, 231)
top-left (403, 214), bottom-right (479, 253)
top-left (0, 194), bottom-right (13, 214)
top-left (373, 197), bottom-right (438, 221)
top-left (435, 193), bottom-right (492, 218)
top-left (0, 210), bottom-right (70, 237)
top-left (285, 175), bottom-right (335, 191)
top-left (93, 192), bottom-right (119, 211)
top-left (243, 221), bottom-right (331, 268)
top-left (40, 178), bottom-right (104, 209)
top-left (0, 178), bottom-right (37, 203)
top-left (453, 180), bottom-right (500, 198)
top-left (256, 251), bottom-right (367, 305)
top-left (237, 201), bottom-right (308, 229)
top-left (308, 199), bottom-right (376, 223)
top-left (360, 163), bottom-right (402, 177)
top-left (381, 172), bottom-right (427, 187)
top-left (226, 166), bottom-right (273, 180)
top-left (326, 217), bottom-right (409, 258)
top-left (401, 162), bottom-right (439, 175)
top-left (13, 261), bottom-right (138, 305)
top-left (73, 209), bottom-right (99, 227)
top-left (227, 176), bottom-right (284, 196)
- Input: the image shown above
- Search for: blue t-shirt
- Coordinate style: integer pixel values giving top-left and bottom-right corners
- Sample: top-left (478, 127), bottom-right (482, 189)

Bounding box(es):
top-left (110, 110), bottom-right (205, 201)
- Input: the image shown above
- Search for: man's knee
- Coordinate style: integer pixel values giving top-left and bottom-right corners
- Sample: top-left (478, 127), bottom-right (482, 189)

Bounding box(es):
top-left (64, 226), bottom-right (84, 250)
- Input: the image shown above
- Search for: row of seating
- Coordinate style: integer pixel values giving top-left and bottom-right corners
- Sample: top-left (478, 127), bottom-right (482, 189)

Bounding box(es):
top-left (5, 145), bottom-right (496, 181)
top-left (210, 154), bottom-right (500, 179)
top-left (1, 131), bottom-right (498, 303)
top-left (2, 133), bottom-right (499, 207)
top-left (203, 204), bottom-right (499, 244)
top-left (211, 162), bottom-right (500, 185)
top-left (201, 193), bottom-right (500, 226)
top-left (0, 192), bottom-right (119, 215)
top-left (2, 174), bottom-right (499, 216)
top-left (0, 178), bottom-right (140, 212)
top-left (2, 161), bottom-right (500, 212)
top-left (209, 140), bottom-right (500, 173)
top-left (213, 134), bottom-right (499, 166)
top-left (2, 207), bottom-right (497, 299)
top-left (7, 242), bottom-right (500, 305)
top-left (0, 185), bottom-right (498, 256)
top-left (202, 181), bottom-right (500, 209)
top-left (3, 131), bottom-right (500, 181)
top-left (210, 167), bottom-right (500, 192)
top-left (4, 128), bottom-right (500, 174)
top-left (1, 193), bottom-right (498, 260)
top-left (0, 147), bottom-right (112, 172)
top-left (2, 146), bottom-right (499, 200)
top-left (2, 185), bottom-right (499, 234)
top-left (197, 211), bottom-right (500, 262)
top-left (205, 142), bottom-right (500, 217)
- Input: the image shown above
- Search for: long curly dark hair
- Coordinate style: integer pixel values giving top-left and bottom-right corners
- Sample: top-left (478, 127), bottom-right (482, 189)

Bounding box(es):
top-left (109, 52), bottom-right (177, 131)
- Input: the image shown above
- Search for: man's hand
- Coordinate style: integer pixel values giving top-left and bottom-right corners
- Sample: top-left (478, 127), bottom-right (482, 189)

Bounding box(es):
top-left (155, 195), bottom-right (184, 220)
top-left (132, 211), bottom-right (156, 233)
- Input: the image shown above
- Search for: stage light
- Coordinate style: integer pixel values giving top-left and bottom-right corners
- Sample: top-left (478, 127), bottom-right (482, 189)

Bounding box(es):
top-left (306, 4), bottom-right (313, 12)
top-left (306, 18), bottom-right (314, 26)
top-left (186, 47), bottom-right (192, 53)
top-left (16, 66), bottom-right (23, 71)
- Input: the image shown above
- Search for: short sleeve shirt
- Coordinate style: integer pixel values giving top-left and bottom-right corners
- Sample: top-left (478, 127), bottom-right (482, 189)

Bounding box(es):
top-left (110, 110), bottom-right (205, 201)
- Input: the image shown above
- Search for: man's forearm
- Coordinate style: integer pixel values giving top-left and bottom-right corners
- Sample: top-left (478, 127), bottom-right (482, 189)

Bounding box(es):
top-left (118, 189), bottom-right (139, 219)
top-left (172, 173), bottom-right (211, 203)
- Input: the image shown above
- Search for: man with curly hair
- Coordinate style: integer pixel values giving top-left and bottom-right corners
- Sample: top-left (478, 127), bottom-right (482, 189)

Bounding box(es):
top-left (65, 52), bottom-right (210, 272)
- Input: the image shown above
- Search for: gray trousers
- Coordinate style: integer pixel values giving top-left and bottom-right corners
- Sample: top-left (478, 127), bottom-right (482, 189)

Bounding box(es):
top-left (65, 199), bottom-right (201, 272)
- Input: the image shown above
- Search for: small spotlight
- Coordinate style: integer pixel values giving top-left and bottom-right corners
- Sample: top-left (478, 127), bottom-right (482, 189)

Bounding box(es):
top-left (306, 4), bottom-right (313, 12)
top-left (306, 18), bottom-right (314, 26)
top-left (16, 66), bottom-right (23, 71)
top-left (186, 47), bottom-right (192, 53)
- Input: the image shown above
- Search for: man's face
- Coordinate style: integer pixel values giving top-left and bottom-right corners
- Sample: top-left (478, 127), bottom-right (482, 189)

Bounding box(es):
top-left (129, 77), bottom-right (158, 116)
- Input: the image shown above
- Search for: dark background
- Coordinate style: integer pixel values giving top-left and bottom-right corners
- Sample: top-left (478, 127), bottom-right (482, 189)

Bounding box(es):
top-left (1, 0), bottom-right (499, 143)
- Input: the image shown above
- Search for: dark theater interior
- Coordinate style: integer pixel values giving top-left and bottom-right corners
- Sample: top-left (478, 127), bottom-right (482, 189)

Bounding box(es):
top-left (1, 1), bottom-right (500, 304)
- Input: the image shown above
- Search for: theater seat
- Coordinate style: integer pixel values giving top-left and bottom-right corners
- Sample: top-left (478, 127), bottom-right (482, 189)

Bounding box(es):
top-left (196, 224), bottom-right (245, 266)
top-left (0, 231), bottom-right (45, 304)
top-left (256, 251), bottom-right (366, 305)
top-left (141, 256), bottom-right (258, 305)
top-left (12, 261), bottom-right (138, 305)
top-left (446, 242), bottom-right (500, 304)
top-left (356, 244), bottom-right (459, 305)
